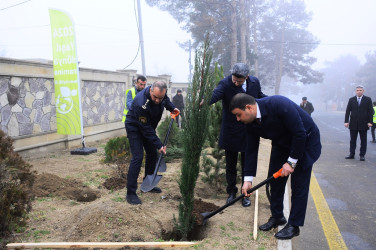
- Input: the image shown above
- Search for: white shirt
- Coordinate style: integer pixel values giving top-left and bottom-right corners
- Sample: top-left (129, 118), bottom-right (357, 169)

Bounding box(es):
top-left (244, 103), bottom-right (298, 183)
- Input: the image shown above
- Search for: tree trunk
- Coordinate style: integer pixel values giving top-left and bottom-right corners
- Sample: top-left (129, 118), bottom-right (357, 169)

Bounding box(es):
top-left (274, 26), bottom-right (284, 95)
top-left (251, 0), bottom-right (259, 77)
top-left (230, 0), bottom-right (237, 65)
top-left (240, 0), bottom-right (246, 64)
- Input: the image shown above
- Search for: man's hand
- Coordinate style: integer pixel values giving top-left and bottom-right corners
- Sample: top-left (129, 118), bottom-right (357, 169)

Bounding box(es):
top-left (171, 108), bottom-right (180, 119)
top-left (281, 162), bottom-right (294, 177)
top-left (242, 181), bottom-right (253, 197)
top-left (344, 123), bottom-right (349, 128)
top-left (368, 123), bottom-right (373, 127)
top-left (199, 99), bottom-right (204, 108)
top-left (159, 146), bottom-right (166, 155)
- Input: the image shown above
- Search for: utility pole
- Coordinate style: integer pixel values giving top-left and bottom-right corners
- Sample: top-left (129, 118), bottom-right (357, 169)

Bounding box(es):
top-left (137, 0), bottom-right (146, 76)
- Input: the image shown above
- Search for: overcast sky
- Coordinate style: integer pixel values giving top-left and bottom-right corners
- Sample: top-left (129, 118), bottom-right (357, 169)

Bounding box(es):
top-left (1, 0), bottom-right (376, 82)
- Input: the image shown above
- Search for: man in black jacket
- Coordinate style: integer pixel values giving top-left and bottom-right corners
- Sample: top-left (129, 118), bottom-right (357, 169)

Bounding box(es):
top-left (210, 63), bottom-right (267, 207)
top-left (172, 89), bottom-right (184, 128)
top-left (344, 85), bottom-right (373, 161)
top-left (300, 97), bottom-right (314, 116)
top-left (125, 81), bottom-right (179, 204)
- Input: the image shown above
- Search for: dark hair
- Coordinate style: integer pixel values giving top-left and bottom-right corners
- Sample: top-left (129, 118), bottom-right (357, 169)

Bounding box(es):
top-left (137, 75), bottom-right (147, 82)
top-left (302, 97), bottom-right (307, 101)
top-left (177, 89), bottom-right (182, 93)
top-left (229, 93), bottom-right (256, 111)
top-left (151, 80), bottom-right (167, 91)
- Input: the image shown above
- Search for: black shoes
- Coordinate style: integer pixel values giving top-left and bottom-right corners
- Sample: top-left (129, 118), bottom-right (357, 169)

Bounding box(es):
top-left (275, 224), bottom-right (300, 240)
top-left (242, 197), bottom-right (251, 207)
top-left (126, 194), bottom-right (142, 205)
top-left (226, 192), bottom-right (237, 204)
top-left (149, 187), bottom-right (162, 193)
top-left (360, 156), bottom-right (365, 161)
top-left (345, 155), bottom-right (354, 159)
top-left (259, 216), bottom-right (287, 231)
top-left (370, 140), bottom-right (376, 143)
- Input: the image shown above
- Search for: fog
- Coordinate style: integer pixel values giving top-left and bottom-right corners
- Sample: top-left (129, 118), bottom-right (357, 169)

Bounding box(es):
top-left (1, 0), bottom-right (376, 100)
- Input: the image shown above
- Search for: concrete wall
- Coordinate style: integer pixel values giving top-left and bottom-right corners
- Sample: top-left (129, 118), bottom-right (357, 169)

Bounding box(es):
top-left (0, 57), bottom-right (176, 156)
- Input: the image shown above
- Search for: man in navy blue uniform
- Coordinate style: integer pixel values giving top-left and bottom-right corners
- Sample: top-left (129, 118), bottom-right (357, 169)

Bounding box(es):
top-left (210, 63), bottom-right (266, 207)
top-left (230, 93), bottom-right (321, 240)
top-left (125, 80), bottom-right (179, 205)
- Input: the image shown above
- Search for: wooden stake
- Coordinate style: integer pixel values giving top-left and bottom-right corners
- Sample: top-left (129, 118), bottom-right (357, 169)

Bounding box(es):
top-left (7, 241), bottom-right (198, 249)
top-left (253, 190), bottom-right (259, 240)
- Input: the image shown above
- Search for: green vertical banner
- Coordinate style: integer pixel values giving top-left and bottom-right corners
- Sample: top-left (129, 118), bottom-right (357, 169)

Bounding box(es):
top-left (49, 9), bottom-right (82, 135)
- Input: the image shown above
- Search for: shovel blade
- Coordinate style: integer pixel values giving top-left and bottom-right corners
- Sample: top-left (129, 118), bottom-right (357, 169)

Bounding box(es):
top-left (200, 212), bottom-right (211, 225)
top-left (158, 157), bottom-right (167, 172)
top-left (140, 174), bottom-right (163, 192)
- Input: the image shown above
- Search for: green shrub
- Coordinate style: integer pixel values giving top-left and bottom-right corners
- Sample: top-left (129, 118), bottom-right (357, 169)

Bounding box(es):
top-left (0, 130), bottom-right (35, 239)
top-left (157, 116), bottom-right (184, 163)
top-left (104, 136), bottom-right (130, 163)
top-left (157, 115), bottom-right (182, 148)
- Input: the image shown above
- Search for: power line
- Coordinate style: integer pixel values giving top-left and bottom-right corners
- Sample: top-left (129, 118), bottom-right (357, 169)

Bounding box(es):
top-left (0, 0), bottom-right (32, 11)
top-left (122, 0), bottom-right (141, 70)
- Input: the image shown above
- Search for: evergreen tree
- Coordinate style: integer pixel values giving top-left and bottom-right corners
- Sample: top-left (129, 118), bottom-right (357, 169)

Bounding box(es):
top-left (175, 36), bottom-right (216, 239)
top-left (201, 63), bottom-right (226, 190)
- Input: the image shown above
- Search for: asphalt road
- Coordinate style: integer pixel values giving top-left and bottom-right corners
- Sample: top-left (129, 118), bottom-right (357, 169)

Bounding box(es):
top-left (292, 111), bottom-right (376, 250)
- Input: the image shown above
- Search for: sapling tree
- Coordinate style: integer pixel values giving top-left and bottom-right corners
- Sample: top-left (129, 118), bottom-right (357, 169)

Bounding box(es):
top-left (175, 37), bottom-right (216, 239)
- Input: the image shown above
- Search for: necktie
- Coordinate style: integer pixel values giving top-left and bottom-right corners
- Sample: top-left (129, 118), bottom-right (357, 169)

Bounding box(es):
top-left (256, 118), bottom-right (261, 125)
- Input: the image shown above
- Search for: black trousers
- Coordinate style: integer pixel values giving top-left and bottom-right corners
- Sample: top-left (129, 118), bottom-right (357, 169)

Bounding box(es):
top-left (126, 131), bottom-right (157, 195)
top-left (225, 150), bottom-right (245, 195)
top-left (267, 145), bottom-right (313, 227)
top-left (349, 129), bottom-right (367, 156)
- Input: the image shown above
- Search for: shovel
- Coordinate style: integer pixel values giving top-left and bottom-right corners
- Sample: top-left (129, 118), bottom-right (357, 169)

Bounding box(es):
top-left (200, 168), bottom-right (283, 225)
top-left (140, 111), bottom-right (179, 192)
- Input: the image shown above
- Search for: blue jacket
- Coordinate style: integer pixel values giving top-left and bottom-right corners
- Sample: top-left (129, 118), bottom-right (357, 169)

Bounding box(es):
top-left (210, 75), bottom-right (266, 151)
top-left (125, 86), bottom-right (175, 149)
top-left (244, 95), bottom-right (321, 177)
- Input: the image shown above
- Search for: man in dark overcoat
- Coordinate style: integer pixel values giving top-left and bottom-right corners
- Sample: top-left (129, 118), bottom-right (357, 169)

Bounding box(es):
top-left (210, 63), bottom-right (266, 207)
top-left (344, 85), bottom-right (373, 161)
top-left (230, 93), bottom-right (321, 240)
top-left (299, 97), bottom-right (314, 116)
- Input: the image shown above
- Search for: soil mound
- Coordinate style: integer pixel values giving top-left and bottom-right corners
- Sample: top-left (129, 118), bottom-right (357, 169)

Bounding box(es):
top-left (103, 176), bottom-right (127, 190)
top-left (32, 173), bottom-right (100, 202)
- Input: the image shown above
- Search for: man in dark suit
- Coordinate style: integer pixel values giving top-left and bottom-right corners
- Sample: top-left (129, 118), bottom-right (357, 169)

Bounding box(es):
top-left (210, 63), bottom-right (267, 207)
top-left (299, 97), bottom-right (314, 116)
top-left (230, 93), bottom-right (321, 240)
top-left (344, 85), bottom-right (373, 161)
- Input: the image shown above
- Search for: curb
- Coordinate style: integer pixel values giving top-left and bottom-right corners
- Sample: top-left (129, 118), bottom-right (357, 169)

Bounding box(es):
top-left (278, 183), bottom-right (292, 250)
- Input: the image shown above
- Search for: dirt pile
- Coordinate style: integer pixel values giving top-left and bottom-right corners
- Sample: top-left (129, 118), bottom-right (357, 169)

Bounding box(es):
top-left (11, 139), bottom-right (277, 249)
top-left (32, 173), bottom-right (99, 202)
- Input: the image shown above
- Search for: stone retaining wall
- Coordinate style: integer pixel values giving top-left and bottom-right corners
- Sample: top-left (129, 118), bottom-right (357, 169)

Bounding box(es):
top-left (0, 57), bottom-right (173, 155)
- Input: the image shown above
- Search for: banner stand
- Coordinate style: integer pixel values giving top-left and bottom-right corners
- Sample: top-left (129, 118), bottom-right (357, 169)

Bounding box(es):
top-left (70, 136), bottom-right (97, 155)
top-left (49, 9), bottom-right (97, 156)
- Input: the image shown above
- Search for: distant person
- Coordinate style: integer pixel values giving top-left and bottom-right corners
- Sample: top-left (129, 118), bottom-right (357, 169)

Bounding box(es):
top-left (172, 89), bottom-right (185, 128)
top-left (122, 75), bottom-right (147, 123)
top-left (210, 63), bottom-right (267, 208)
top-left (370, 101), bottom-right (376, 143)
top-left (344, 85), bottom-right (373, 161)
top-left (230, 93), bottom-right (321, 240)
top-left (299, 97), bottom-right (314, 116)
top-left (125, 81), bottom-right (179, 205)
